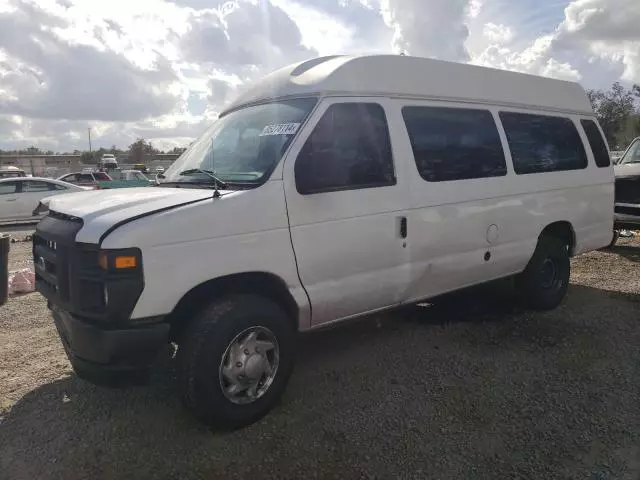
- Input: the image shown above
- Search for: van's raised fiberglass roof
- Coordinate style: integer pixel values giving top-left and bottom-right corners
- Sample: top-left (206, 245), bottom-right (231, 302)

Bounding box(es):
top-left (221, 55), bottom-right (593, 117)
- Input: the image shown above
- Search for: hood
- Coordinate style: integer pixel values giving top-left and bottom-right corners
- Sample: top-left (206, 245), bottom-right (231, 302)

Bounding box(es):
top-left (613, 164), bottom-right (640, 179)
top-left (46, 187), bottom-right (224, 243)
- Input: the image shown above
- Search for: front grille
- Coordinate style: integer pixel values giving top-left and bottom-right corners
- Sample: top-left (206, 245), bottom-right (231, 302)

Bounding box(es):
top-left (34, 211), bottom-right (145, 325)
top-left (33, 212), bottom-right (84, 307)
top-left (615, 205), bottom-right (640, 217)
top-left (614, 177), bottom-right (640, 204)
top-left (33, 233), bottom-right (70, 300)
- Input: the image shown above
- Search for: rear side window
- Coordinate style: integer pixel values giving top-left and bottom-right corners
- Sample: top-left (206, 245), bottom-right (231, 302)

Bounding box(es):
top-left (0, 182), bottom-right (18, 194)
top-left (78, 174), bottom-right (95, 182)
top-left (94, 172), bottom-right (111, 181)
top-left (23, 181), bottom-right (51, 192)
top-left (295, 103), bottom-right (395, 194)
top-left (580, 119), bottom-right (610, 167)
top-left (402, 106), bottom-right (507, 182)
top-left (499, 112), bottom-right (588, 174)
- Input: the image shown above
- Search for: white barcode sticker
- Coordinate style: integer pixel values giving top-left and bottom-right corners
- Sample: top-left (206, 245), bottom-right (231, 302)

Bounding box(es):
top-left (259, 123), bottom-right (301, 136)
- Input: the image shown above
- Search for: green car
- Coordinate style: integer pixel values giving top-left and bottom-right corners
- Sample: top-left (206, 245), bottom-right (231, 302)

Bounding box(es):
top-left (97, 169), bottom-right (153, 189)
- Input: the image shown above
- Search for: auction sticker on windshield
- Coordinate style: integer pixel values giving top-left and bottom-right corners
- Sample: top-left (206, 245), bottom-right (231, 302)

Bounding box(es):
top-left (260, 123), bottom-right (301, 136)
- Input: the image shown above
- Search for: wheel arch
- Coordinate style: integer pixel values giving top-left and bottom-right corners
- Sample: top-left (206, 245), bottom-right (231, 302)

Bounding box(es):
top-left (167, 271), bottom-right (300, 343)
top-left (539, 221), bottom-right (576, 256)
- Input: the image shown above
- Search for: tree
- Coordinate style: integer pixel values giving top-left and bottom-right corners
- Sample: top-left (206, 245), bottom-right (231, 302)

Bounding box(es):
top-left (80, 151), bottom-right (94, 164)
top-left (169, 146), bottom-right (187, 155)
top-left (128, 138), bottom-right (157, 163)
top-left (587, 82), bottom-right (637, 148)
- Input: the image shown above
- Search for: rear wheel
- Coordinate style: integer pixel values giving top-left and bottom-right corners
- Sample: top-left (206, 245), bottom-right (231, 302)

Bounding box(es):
top-left (178, 294), bottom-right (295, 429)
top-left (516, 236), bottom-right (570, 311)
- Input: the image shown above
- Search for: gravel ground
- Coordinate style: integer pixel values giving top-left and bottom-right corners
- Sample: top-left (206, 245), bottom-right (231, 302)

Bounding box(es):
top-left (1, 233), bottom-right (639, 479)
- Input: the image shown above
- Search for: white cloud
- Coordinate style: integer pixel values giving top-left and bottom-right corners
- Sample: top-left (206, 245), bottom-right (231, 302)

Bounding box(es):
top-left (472, 34), bottom-right (582, 81)
top-left (556, 0), bottom-right (640, 83)
top-left (380, 0), bottom-right (470, 60)
top-left (472, 0), bottom-right (640, 84)
top-left (1, 0), bottom-right (640, 152)
top-left (0, 1), bottom-right (181, 122)
top-left (467, 0), bottom-right (482, 19)
top-left (482, 22), bottom-right (513, 44)
top-left (0, 0), bottom-right (316, 151)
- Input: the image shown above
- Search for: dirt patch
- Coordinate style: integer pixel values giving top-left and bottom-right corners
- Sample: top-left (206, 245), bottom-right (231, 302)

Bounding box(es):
top-left (1, 235), bottom-right (639, 479)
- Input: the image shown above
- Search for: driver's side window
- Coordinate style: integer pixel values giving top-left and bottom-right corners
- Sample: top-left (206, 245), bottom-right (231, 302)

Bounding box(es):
top-left (295, 102), bottom-right (396, 194)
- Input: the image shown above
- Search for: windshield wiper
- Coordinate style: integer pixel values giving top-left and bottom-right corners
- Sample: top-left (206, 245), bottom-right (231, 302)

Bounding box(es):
top-left (178, 168), bottom-right (229, 198)
top-left (179, 168), bottom-right (228, 189)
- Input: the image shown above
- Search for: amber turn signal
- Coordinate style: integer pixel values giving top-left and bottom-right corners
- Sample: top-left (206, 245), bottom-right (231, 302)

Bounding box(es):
top-left (99, 252), bottom-right (138, 270)
top-left (98, 252), bottom-right (108, 270)
top-left (114, 256), bottom-right (137, 269)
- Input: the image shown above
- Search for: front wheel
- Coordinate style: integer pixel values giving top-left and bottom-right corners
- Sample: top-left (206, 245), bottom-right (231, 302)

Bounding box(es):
top-left (516, 236), bottom-right (570, 311)
top-left (178, 294), bottom-right (295, 429)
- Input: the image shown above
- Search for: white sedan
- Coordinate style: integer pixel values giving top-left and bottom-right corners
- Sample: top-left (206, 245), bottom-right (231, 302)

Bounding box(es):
top-left (0, 177), bottom-right (90, 224)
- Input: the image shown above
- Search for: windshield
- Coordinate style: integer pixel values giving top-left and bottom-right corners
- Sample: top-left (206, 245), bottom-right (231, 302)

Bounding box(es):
top-left (160, 98), bottom-right (317, 186)
top-left (619, 139), bottom-right (640, 165)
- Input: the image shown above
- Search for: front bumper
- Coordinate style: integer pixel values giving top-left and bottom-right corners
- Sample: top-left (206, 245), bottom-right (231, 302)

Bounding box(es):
top-left (614, 204), bottom-right (640, 230)
top-left (51, 303), bottom-right (169, 386)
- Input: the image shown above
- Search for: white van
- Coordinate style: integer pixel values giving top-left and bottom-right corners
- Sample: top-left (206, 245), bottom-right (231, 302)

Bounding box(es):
top-left (33, 55), bottom-right (613, 428)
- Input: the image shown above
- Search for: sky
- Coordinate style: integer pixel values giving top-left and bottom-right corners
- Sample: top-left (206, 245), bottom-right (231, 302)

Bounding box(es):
top-left (0, 0), bottom-right (638, 152)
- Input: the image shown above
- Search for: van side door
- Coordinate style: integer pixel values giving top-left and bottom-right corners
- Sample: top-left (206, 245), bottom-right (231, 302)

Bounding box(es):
top-left (282, 98), bottom-right (412, 326)
top-left (399, 103), bottom-right (514, 301)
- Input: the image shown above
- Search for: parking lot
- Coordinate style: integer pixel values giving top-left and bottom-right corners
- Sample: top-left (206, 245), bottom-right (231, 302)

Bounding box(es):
top-left (1, 233), bottom-right (639, 479)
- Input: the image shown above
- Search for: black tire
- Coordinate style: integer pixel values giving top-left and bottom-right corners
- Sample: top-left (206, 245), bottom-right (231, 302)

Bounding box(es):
top-left (516, 235), bottom-right (570, 311)
top-left (178, 294), bottom-right (295, 429)
top-left (607, 230), bottom-right (620, 249)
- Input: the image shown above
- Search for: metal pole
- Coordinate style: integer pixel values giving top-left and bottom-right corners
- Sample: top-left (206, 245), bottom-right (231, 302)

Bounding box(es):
top-left (0, 233), bottom-right (9, 306)
top-left (88, 127), bottom-right (92, 152)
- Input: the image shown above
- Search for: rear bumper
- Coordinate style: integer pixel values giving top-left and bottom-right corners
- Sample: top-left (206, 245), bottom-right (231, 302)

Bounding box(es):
top-left (51, 304), bottom-right (169, 386)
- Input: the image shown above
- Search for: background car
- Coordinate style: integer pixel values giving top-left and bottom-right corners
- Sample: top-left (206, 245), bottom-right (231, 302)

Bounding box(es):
top-left (0, 166), bottom-right (27, 179)
top-left (0, 177), bottom-right (90, 224)
top-left (96, 169), bottom-right (152, 189)
top-left (613, 137), bottom-right (640, 177)
top-left (608, 137), bottom-right (640, 247)
top-left (57, 171), bottom-right (112, 189)
top-left (98, 154), bottom-right (118, 170)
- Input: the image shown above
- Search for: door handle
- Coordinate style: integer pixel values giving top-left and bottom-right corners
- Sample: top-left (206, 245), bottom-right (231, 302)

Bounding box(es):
top-left (5, 198), bottom-right (17, 202)
top-left (399, 216), bottom-right (407, 239)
